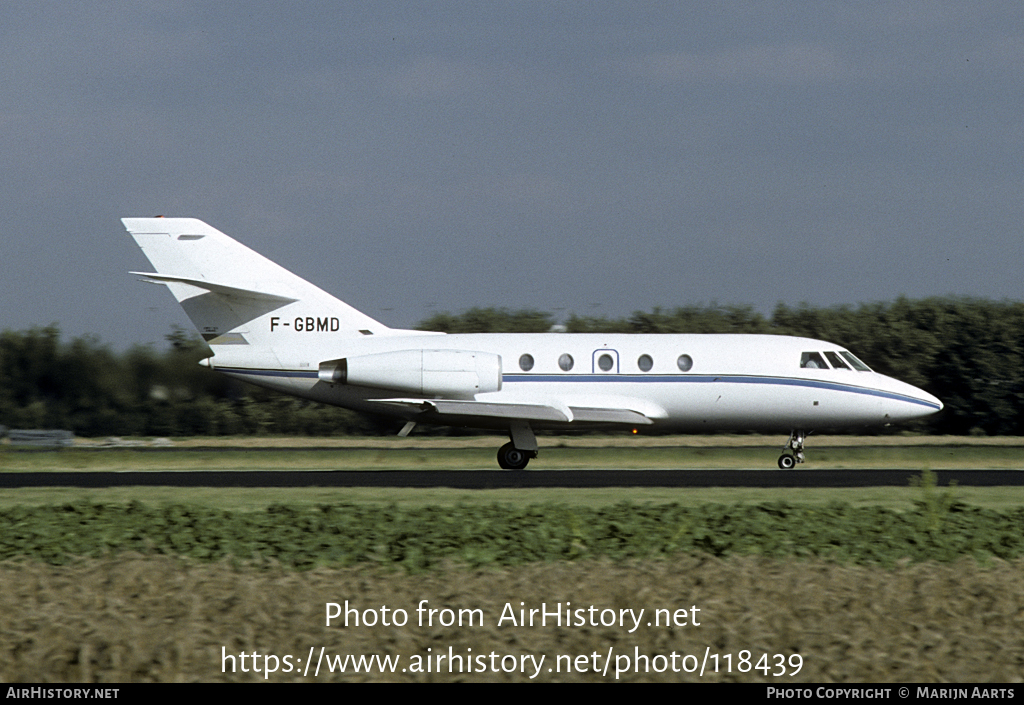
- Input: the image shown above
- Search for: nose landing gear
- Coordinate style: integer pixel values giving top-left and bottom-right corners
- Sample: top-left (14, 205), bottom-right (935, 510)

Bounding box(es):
top-left (778, 430), bottom-right (807, 469)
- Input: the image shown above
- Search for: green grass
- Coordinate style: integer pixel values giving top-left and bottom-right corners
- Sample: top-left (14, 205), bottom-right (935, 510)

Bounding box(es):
top-left (1, 485), bottom-right (1023, 513)
top-left (2, 443), bottom-right (1023, 472)
top-left (1, 437), bottom-right (1022, 513)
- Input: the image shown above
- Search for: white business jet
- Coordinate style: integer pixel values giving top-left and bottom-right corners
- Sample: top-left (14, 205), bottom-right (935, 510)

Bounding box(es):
top-left (122, 218), bottom-right (943, 470)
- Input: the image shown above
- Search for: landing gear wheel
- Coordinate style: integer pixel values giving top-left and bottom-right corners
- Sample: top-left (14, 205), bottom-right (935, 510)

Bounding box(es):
top-left (778, 430), bottom-right (808, 469)
top-left (497, 442), bottom-right (531, 470)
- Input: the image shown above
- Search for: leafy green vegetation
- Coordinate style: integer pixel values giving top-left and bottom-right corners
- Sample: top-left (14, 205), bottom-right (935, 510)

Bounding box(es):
top-left (0, 326), bottom-right (389, 437)
top-left (2, 296), bottom-right (1023, 436)
top-left (3, 497), bottom-right (1022, 570)
top-left (416, 307), bottom-right (555, 333)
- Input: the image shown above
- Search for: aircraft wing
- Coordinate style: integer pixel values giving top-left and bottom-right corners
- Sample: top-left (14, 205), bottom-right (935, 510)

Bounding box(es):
top-left (375, 398), bottom-right (655, 425)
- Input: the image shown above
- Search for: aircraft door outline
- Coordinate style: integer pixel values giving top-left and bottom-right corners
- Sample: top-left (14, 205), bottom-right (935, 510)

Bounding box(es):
top-left (592, 348), bottom-right (619, 374)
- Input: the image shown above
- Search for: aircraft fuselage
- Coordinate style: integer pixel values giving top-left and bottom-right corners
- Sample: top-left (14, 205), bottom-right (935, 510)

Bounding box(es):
top-left (206, 332), bottom-right (941, 434)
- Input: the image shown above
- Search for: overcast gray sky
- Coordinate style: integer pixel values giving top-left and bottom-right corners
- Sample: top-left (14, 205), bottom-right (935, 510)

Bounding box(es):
top-left (2, 2), bottom-right (1022, 348)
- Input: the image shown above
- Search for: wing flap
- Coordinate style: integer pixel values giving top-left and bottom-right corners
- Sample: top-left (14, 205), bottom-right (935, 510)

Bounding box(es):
top-left (375, 399), bottom-right (654, 425)
top-left (567, 407), bottom-right (654, 425)
top-left (376, 398), bottom-right (570, 422)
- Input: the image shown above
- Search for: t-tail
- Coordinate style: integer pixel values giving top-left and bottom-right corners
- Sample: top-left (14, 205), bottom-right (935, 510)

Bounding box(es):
top-left (122, 217), bottom-right (398, 367)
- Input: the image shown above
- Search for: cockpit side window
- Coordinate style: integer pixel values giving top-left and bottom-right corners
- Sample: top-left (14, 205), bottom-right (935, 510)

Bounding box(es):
top-left (800, 352), bottom-right (828, 369)
top-left (824, 351), bottom-right (850, 370)
top-left (840, 351), bottom-right (872, 372)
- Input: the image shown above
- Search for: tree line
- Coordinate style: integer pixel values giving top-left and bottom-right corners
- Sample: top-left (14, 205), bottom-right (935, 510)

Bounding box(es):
top-left (0, 327), bottom-right (387, 438)
top-left (2, 296), bottom-right (1021, 437)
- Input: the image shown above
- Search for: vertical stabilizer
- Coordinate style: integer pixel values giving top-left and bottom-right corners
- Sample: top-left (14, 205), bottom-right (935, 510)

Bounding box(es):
top-left (122, 218), bottom-right (390, 357)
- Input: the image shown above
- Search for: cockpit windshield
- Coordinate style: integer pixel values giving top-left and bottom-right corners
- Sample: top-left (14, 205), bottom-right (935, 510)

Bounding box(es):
top-left (800, 352), bottom-right (828, 369)
top-left (824, 352), bottom-right (850, 369)
top-left (801, 350), bottom-right (872, 371)
top-left (840, 351), bottom-right (872, 371)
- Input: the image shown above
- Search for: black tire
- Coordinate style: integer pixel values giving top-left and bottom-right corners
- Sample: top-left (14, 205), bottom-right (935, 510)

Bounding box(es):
top-left (497, 442), bottom-right (530, 470)
top-left (778, 454), bottom-right (796, 470)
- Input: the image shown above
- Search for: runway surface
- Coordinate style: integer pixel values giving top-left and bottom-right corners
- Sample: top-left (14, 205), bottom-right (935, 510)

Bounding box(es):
top-left (2, 469), bottom-right (1020, 489)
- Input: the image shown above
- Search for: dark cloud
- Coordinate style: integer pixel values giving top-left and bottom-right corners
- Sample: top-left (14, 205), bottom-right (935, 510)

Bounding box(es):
top-left (1, 3), bottom-right (1021, 348)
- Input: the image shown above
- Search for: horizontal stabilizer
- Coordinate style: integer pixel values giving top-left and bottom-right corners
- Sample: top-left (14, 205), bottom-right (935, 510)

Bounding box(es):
top-left (131, 272), bottom-right (298, 304)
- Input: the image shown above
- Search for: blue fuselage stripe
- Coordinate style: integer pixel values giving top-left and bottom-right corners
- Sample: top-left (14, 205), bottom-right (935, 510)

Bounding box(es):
top-left (501, 373), bottom-right (941, 410)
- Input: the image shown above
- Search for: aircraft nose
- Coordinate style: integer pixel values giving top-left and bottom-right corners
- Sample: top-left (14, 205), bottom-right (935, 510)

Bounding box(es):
top-left (926, 391), bottom-right (944, 413)
top-left (892, 379), bottom-right (943, 418)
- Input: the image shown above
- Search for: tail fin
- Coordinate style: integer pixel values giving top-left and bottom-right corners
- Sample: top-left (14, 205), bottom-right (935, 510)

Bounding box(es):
top-left (122, 218), bottom-right (390, 352)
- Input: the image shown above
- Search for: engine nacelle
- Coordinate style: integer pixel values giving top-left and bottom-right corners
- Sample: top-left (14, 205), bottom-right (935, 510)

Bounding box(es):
top-left (318, 349), bottom-right (502, 398)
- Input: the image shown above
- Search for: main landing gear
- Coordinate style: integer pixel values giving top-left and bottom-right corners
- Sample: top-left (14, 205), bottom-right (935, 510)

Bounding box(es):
top-left (497, 420), bottom-right (538, 470)
top-left (497, 442), bottom-right (535, 470)
top-left (778, 430), bottom-right (807, 469)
